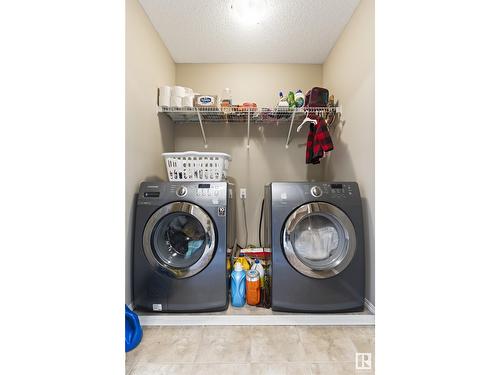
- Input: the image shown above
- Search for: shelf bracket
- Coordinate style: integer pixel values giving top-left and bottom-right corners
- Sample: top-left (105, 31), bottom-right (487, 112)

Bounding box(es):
top-left (247, 109), bottom-right (251, 149)
top-left (285, 108), bottom-right (297, 149)
top-left (196, 108), bottom-right (208, 149)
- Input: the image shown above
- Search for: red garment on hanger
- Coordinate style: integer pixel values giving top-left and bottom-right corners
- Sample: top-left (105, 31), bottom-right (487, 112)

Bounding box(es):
top-left (305, 113), bottom-right (334, 164)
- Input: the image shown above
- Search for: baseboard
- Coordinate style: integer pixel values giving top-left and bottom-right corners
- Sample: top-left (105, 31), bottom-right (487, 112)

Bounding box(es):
top-left (138, 312), bottom-right (374, 326)
top-left (364, 298), bottom-right (375, 314)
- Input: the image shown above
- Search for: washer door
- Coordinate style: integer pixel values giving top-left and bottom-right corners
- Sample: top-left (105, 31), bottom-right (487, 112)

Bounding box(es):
top-left (282, 202), bottom-right (356, 279)
top-left (143, 202), bottom-right (216, 279)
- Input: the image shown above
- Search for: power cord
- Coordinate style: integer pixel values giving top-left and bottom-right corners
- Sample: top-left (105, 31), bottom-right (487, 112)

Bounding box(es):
top-left (241, 196), bottom-right (248, 249)
top-left (259, 198), bottom-right (264, 248)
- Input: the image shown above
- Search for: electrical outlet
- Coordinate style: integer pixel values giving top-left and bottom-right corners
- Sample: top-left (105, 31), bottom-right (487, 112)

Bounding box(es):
top-left (240, 188), bottom-right (247, 199)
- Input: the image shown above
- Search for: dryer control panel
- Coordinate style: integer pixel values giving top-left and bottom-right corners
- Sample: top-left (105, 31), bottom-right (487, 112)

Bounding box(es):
top-left (270, 182), bottom-right (360, 206)
top-left (305, 182), bottom-right (356, 199)
top-left (328, 183), bottom-right (355, 198)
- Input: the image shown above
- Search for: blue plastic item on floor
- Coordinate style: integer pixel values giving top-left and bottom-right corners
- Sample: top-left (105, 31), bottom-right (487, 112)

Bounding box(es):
top-left (231, 262), bottom-right (246, 307)
top-left (125, 305), bottom-right (142, 352)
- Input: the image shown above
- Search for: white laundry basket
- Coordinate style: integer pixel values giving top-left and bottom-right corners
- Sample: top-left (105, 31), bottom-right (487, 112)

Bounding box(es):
top-left (162, 151), bottom-right (232, 181)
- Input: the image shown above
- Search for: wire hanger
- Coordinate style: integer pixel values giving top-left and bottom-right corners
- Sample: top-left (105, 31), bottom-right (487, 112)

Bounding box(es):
top-left (296, 111), bottom-right (317, 132)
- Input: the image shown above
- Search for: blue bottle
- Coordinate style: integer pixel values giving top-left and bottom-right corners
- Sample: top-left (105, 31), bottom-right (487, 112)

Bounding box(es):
top-left (231, 262), bottom-right (246, 307)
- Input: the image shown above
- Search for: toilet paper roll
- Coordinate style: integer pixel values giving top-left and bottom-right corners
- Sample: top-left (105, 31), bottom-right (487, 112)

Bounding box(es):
top-left (173, 86), bottom-right (186, 97)
top-left (182, 95), bottom-right (194, 107)
top-left (159, 86), bottom-right (171, 107)
top-left (170, 96), bottom-right (183, 107)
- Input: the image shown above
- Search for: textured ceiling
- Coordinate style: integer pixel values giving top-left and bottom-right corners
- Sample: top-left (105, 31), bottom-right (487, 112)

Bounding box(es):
top-left (139, 0), bottom-right (360, 64)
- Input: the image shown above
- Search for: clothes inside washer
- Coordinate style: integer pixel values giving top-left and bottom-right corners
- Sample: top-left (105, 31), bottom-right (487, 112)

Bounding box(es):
top-left (185, 240), bottom-right (204, 258)
top-left (153, 213), bottom-right (207, 267)
top-left (292, 215), bottom-right (339, 261)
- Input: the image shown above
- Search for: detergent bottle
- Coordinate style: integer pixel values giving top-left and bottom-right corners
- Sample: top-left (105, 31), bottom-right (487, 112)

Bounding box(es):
top-left (287, 91), bottom-right (296, 108)
top-left (231, 262), bottom-right (246, 307)
top-left (251, 259), bottom-right (265, 287)
top-left (295, 89), bottom-right (305, 108)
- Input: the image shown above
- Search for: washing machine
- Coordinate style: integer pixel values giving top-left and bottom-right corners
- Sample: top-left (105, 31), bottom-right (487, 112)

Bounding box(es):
top-left (133, 181), bottom-right (234, 312)
top-left (264, 182), bottom-right (365, 312)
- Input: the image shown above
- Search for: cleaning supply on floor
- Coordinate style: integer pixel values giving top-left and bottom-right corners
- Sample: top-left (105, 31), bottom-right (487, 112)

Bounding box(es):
top-left (262, 267), bottom-right (272, 307)
top-left (231, 262), bottom-right (246, 307)
top-left (125, 305), bottom-right (142, 352)
top-left (246, 269), bottom-right (261, 306)
top-left (257, 265), bottom-right (272, 308)
top-left (234, 256), bottom-right (251, 271)
top-left (251, 259), bottom-right (265, 287)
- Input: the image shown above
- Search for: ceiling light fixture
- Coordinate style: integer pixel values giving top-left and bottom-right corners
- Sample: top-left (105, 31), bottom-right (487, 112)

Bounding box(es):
top-left (231, 0), bottom-right (268, 26)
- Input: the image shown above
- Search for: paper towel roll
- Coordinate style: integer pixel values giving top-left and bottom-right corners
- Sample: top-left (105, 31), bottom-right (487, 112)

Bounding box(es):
top-left (159, 86), bottom-right (171, 107)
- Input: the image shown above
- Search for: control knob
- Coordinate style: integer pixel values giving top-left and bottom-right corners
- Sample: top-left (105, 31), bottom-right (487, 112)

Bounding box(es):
top-left (176, 186), bottom-right (187, 197)
top-left (311, 186), bottom-right (322, 197)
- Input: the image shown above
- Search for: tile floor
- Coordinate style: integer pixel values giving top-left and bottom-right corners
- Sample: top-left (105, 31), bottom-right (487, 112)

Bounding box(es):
top-left (126, 325), bottom-right (375, 375)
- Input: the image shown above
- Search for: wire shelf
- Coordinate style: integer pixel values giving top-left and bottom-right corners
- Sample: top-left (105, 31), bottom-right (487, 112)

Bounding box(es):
top-left (158, 106), bottom-right (339, 124)
top-left (157, 106), bottom-right (342, 149)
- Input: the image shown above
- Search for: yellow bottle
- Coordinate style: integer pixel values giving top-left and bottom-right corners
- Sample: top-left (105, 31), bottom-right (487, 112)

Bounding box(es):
top-left (233, 257), bottom-right (250, 271)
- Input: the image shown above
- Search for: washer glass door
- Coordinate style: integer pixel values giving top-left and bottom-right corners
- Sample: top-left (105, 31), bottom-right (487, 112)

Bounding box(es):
top-left (282, 202), bottom-right (356, 279)
top-left (143, 202), bottom-right (216, 278)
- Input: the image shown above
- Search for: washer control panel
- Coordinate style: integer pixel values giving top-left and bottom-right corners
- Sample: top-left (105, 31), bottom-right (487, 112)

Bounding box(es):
top-left (138, 182), bottom-right (227, 206)
top-left (196, 183), bottom-right (221, 197)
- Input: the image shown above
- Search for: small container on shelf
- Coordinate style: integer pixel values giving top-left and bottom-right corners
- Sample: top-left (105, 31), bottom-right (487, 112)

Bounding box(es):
top-left (221, 88), bottom-right (232, 106)
top-left (162, 151), bottom-right (231, 182)
top-left (194, 94), bottom-right (218, 108)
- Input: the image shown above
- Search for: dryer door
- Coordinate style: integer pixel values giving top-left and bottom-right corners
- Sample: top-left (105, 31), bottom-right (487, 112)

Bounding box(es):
top-left (282, 202), bottom-right (356, 279)
top-left (143, 202), bottom-right (216, 279)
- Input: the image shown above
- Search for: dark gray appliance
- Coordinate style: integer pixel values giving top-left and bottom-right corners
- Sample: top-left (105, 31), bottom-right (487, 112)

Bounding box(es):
top-left (264, 182), bottom-right (365, 312)
top-left (133, 181), bottom-right (234, 312)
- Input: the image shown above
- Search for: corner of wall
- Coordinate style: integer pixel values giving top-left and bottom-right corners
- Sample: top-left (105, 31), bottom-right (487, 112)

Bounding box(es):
top-left (125, 0), bottom-right (176, 305)
top-left (320, 0), bottom-right (375, 306)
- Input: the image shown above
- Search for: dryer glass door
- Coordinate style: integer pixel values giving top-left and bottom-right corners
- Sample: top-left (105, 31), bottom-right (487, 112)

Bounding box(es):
top-left (143, 202), bottom-right (216, 279)
top-left (282, 202), bottom-right (356, 279)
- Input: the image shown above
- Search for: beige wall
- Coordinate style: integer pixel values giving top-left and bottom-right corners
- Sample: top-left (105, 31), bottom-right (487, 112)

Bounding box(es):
top-left (125, 0), bottom-right (176, 304)
top-left (322, 0), bottom-right (375, 304)
top-left (177, 64), bottom-right (322, 108)
top-left (175, 64), bottom-right (323, 247)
